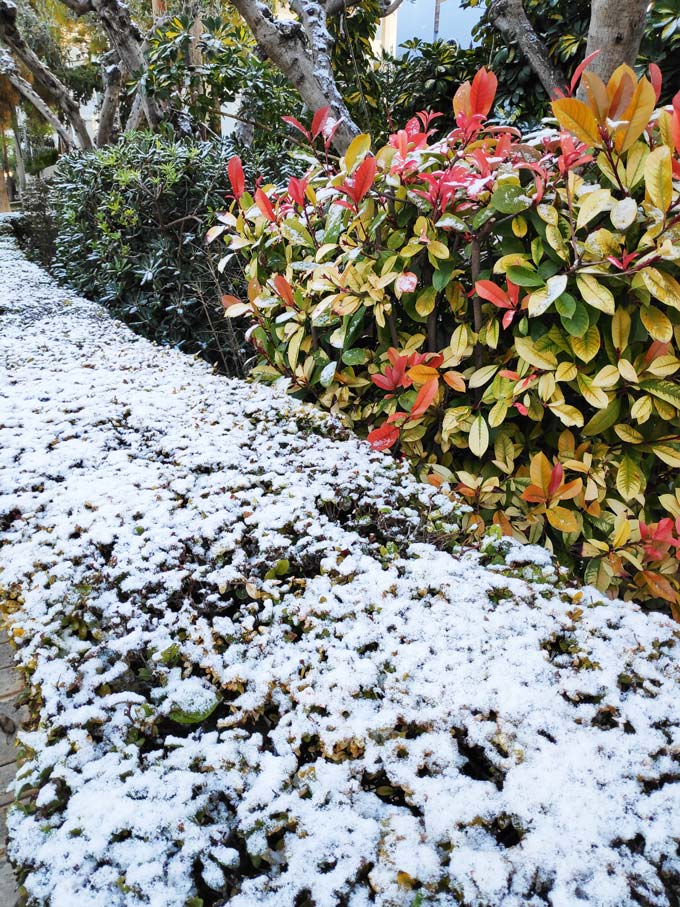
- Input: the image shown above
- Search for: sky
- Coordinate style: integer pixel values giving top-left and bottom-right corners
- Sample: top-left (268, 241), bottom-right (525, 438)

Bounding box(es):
top-left (396, 0), bottom-right (482, 49)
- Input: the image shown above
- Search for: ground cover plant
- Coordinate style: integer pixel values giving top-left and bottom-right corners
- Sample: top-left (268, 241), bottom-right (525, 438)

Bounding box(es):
top-left (1, 224), bottom-right (680, 907)
top-left (218, 60), bottom-right (680, 614)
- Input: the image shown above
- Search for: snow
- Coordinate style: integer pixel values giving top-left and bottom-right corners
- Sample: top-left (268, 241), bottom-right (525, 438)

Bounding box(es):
top-left (1, 222), bottom-right (679, 907)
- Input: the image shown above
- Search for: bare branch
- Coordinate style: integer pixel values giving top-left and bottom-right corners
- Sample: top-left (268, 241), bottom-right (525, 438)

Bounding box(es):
top-left (325, 0), bottom-right (404, 17)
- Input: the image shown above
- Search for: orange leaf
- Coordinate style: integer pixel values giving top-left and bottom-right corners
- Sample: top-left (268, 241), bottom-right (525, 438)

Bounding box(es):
top-left (469, 67), bottom-right (497, 117)
top-left (640, 570), bottom-right (679, 603)
top-left (408, 364), bottom-right (440, 384)
top-left (272, 274), bottom-right (295, 306)
top-left (411, 377), bottom-right (439, 418)
top-left (453, 80), bottom-right (472, 118)
top-left (614, 75), bottom-right (656, 153)
top-left (522, 484), bottom-right (548, 504)
top-left (221, 294), bottom-right (242, 309)
top-left (581, 72), bottom-right (609, 123)
top-left (443, 371), bottom-right (466, 392)
top-left (551, 97), bottom-right (601, 146)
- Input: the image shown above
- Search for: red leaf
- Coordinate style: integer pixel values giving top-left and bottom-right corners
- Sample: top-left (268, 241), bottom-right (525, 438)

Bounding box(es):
top-left (570, 50), bottom-right (602, 95)
top-left (502, 310), bottom-right (515, 330)
top-left (547, 462), bottom-right (564, 497)
top-left (272, 274), bottom-right (294, 306)
top-left (353, 156), bottom-right (377, 203)
top-left (227, 156), bottom-right (245, 199)
top-left (371, 373), bottom-right (395, 391)
top-left (649, 63), bottom-right (663, 102)
top-left (311, 105), bottom-right (331, 139)
top-left (475, 280), bottom-right (511, 308)
top-left (287, 177), bottom-right (308, 207)
top-left (221, 294), bottom-right (242, 309)
top-left (255, 188), bottom-right (277, 223)
top-left (282, 115), bottom-right (311, 140)
top-left (469, 67), bottom-right (498, 117)
top-left (367, 423), bottom-right (400, 451)
top-left (411, 377), bottom-right (439, 418)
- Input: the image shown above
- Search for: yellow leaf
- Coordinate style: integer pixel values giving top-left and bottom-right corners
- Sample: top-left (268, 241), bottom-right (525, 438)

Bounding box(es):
top-left (416, 287), bottom-right (437, 317)
top-left (527, 274), bottom-right (568, 317)
top-left (645, 354), bottom-right (680, 377)
top-left (514, 336), bottom-right (558, 371)
top-left (512, 216), bottom-right (527, 237)
top-left (640, 305), bottom-right (673, 342)
top-left (556, 362), bottom-right (578, 382)
top-left (530, 451), bottom-right (552, 492)
top-left (616, 455), bottom-right (643, 499)
top-left (630, 394), bottom-right (653, 423)
top-left (611, 515), bottom-right (631, 549)
top-left (644, 145), bottom-right (673, 213)
top-left (575, 274), bottom-right (615, 315)
top-left (469, 364), bottom-right (499, 388)
top-left (576, 189), bottom-right (613, 230)
top-left (572, 325), bottom-right (601, 363)
top-left (577, 374), bottom-right (609, 408)
top-left (592, 364), bottom-right (620, 387)
top-left (546, 224), bottom-right (569, 260)
top-left (639, 267), bottom-right (680, 310)
top-left (343, 134), bottom-right (372, 172)
top-left (551, 97), bottom-right (601, 146)
top-left (614, 423), bottom-right (643, 443)
top-left (546, 506), bottom-right (579, 533)
top-left (617, 358), bottom-right (639, 383)
top-left (609, 197), bottom-right (638, 231)
top-left (612, 307), bottom-right (631, 351)
top-left (549, 403), bottom-right (584, 427)
top-left (469, 415), bottom-right (489, 457)
top-left (427, 240), bottom-right (449, 260)
top-left (624, 142), bottom-right (649, 190)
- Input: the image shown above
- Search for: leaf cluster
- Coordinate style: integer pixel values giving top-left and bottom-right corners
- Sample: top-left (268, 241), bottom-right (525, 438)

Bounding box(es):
top-left (219, 64), bottom-right (680, 615)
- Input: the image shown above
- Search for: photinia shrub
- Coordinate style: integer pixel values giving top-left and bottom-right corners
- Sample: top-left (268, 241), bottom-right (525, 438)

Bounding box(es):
top-left (215, 63), bottom-right (680, 616)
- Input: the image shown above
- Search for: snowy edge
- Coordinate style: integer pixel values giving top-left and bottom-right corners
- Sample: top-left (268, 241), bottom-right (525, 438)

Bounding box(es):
top-left (0, 226), bottom-right (679, 907)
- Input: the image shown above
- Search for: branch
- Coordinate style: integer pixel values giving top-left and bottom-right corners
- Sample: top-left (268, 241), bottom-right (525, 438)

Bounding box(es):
top-left (0, 0), bottom-right (92, 148)
top-left (0, 49), bottom-right (76, 149)
top-left (325, 0), bottom-right (404, 17)
top-left (488, 0), bottom-right (565, 97)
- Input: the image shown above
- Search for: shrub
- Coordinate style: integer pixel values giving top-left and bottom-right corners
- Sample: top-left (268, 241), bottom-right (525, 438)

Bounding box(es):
top-left (219, 65), bottom-right (680, 614)
top-left (51, 132), bottom-right (248, 374)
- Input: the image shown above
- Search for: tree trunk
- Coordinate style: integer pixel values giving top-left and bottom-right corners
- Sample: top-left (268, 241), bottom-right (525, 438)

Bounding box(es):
top-left (97, 62), bottom-right (122, 145)
top-left (583, 0), bottom-right (648, 83)
top-left (151, 0), bottom-right (166, 16)
top-left (60, 0), bottom-right (163, 129)
top-left (229, 0), bottom-right (360, 153)
top-left (0, 0), bottom-right (92, 149)
top-left (10, 106), bottom-right (25, 193)
top-left (0, 51), bottom-right (76, 150)
top-left (488, 0), bottom-right (565, 98)
top-left (0, 152), bottom-right (10, 212)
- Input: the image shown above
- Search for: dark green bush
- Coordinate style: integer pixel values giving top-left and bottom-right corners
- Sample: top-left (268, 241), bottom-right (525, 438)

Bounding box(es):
top-left (51, 132), bottom-right (248, 374)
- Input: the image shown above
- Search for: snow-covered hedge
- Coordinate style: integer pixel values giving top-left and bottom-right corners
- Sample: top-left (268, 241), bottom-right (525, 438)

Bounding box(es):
top-left (1, 228), bottom-right (679, 907)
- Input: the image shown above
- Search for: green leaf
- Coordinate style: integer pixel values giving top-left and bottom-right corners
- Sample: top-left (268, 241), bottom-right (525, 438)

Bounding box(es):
top-left (639, 379), bottom-right (680, 409)
top-left (342, 348), bottom-right (370, 366)
top-left (490, 182), bottom-right (531, 215)
top-left (582, 397), bottom-right (621, 435)
top-left (506, 265), bottom-right (544, 287)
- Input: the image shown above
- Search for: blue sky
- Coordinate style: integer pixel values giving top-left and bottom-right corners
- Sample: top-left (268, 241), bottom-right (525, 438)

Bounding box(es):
top-left (396, 0), bottom-right (482, 48)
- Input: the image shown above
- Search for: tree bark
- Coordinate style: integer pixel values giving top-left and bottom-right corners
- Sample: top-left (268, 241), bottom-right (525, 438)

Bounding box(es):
top-left (229, 0), bottom-right (360, 153)
top-left (10, 106), bottom-right (24, 192)
top-left (60, 0), bottom-right (163, 128)
top-left (0, 1), bottom-right (92, 148)
top-left (0, 157), bottom-right (10, 211)
top-left (488, 0), bottom-right (565, 98)
top-left (0, 50), bottom-right (77, 149)
top-left (583, 0), bottom-right (648, 83)
top-left (97, 61), bottom-right (122, 145)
